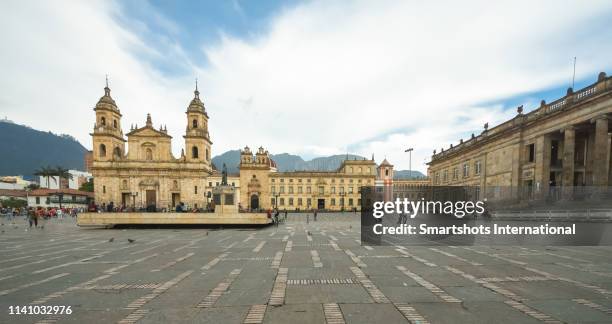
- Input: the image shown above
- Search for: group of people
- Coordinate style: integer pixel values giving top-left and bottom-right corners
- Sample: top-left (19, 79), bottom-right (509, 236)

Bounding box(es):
top-left (0, 206), bottom-right (81, 229)
top-left (266, 208), bottom-right (319, 226)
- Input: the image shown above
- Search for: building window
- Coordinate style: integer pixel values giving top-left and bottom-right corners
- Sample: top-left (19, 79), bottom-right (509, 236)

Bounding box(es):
top-left (113, 119), bottom-right (117, 128)
top-left (208, 182), bottom-right (212, 187)
top-left (100, 117), bottom-right (106, 125)
top-left (331, 198), bottom-right (336, 206)
top-left (192, 119), bottom-right (198, 128)
top-left (435, 172), bottom-right (440, 185)
top-left (463, 163), bottom-right (469, 178)
top-left (318, 186), bottom-right (324, 194)
top-left (216, 182), bottom-right (219, 186)
top-left (271, 198), bottom-right (275, 206)
top-left (103, 185), bottom-right (106, 194)
top-left (331, 187), bottom-right (336, 194)
top-left (194, 186), bottom-right (198, 194)
top-left (289, 198), bottom-right (294, 206)
top-left (298, 198), bottom-right (302, 206)
top-left (46, 197), bottom-right (50, 204)
top-left (146, 148), bottom-right (153, 161)
top-left (280, 186), bottom-right (285, 194)
top-left (348, 187), bottom-right (353, 194)
top-left (298, 186), bottom-right (303, 194)
top-left (280, 179), bottom-right (284, 183)
top-left (385, 169), bottom-right (389, 176)
top-left (453, 168), bottom-right (458, 180)
top-left (307, 198), bottom-right (312, 207)
top-left (206, 148), bottom-right (209, 161)
top-left (192, 146), bottom-right (199, 159)
top-left (36, 197), bottom-right (40, 204)
top-left (349, 198), bottom-right (354, 206)
top-left (271, 179), bottom-right (275, 183)
top-left (358, 198), bottom-right (361, 206)
top-left (527, 144), bottom-right (535, 162)
top-left (232, 182), bottom-right (235, 187)
top-left (271, 186), bottom-right (276, 193)
top-left (99, 144), bottom-right (106, 157)
top-left (443, 170), bottom-right (448, 182)
top-left (475, 161), bottom-right (481, 175)
top-left (307, 186), bottom-right (311, 194)
top-left (339, 187), bottom-right (344, 194)
top-left (288, 186), bottom-right (294, 194)
top-left (280, 198), bottom-right (285, 206)
top-left (113, 147), bottom-right (121, 159)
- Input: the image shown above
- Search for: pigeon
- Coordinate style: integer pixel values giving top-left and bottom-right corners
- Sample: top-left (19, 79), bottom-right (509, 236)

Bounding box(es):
top-left (109, 238), bottom-right (114, 242)
top-left (127, 239), bottom-right (135, 243)
top-left (307, 231), bottom-right (311, 236)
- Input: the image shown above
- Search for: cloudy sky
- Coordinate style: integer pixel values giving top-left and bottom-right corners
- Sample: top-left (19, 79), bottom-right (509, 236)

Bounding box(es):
top-left (1, 0), bottom-right (612, 172)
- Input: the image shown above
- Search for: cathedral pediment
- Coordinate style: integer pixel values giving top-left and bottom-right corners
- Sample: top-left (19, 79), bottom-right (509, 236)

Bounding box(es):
top-left (126, 126), bottom-right (171, 138)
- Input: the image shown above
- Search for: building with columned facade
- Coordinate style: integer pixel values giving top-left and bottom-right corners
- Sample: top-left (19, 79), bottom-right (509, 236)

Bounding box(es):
top-left (427, 72), bottom-right (612, 202)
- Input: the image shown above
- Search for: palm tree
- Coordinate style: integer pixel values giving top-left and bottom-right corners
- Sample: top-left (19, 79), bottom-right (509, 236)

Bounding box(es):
top-left (34, 166), bottom-right (55, 188)
top-left (55, 166), bottom-right (73, 188)
top-left (54, 166), bottom-right (73, 208)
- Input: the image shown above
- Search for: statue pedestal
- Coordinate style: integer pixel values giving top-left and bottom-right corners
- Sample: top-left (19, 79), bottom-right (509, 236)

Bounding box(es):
top-left (213, 185), bottom-right (238, 214)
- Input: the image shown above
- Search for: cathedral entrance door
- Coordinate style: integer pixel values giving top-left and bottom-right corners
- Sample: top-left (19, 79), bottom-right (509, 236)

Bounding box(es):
top-left (146, 190), bottom-right (156, 209)
top-left (250, 194), bottom-right (259, 210)
top-left (172, 193), bottom-right (180, 207)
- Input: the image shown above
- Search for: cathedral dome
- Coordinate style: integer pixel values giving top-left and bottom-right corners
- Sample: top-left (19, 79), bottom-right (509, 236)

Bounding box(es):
top-left (186, 81), bottom-right (206, 113)
top-left (94, 79), bottom-right (119, 113)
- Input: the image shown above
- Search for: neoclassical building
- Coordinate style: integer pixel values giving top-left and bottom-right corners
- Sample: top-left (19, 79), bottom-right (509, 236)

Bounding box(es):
top-left (427, 72), bottom-right (612, 202)
top-left (238, 146), bottom-right (377, 211)
top-left (91, 82), bottom-right (213, 209)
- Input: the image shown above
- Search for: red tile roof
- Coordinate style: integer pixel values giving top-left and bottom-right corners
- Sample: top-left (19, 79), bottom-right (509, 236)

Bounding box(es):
top-left (0, 189), bottom-right (27, 197)
top-left (29, 189), bottom-right (94, 198)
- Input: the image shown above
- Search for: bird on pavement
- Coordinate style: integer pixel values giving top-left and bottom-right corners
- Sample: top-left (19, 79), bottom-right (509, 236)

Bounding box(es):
top-left (109, 238), bottom-right (114, 242)
top-left (128, 238), bottom-right (135, 243)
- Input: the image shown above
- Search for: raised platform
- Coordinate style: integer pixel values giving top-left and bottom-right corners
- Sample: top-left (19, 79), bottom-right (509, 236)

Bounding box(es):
top-left (77, 212), bottom-right (272, 226)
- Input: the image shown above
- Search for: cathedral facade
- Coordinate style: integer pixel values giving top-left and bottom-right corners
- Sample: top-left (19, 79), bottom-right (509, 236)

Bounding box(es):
top-left (91, 83), bottom-right (213, 210)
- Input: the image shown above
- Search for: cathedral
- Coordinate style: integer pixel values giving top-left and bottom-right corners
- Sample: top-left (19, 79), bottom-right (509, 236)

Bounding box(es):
top-left (90, 81), bottom-right (393, 212)
top-left (91, 81), bottom-right (213, 210)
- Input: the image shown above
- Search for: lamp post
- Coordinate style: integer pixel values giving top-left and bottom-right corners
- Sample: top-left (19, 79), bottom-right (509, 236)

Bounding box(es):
top-left (404, 148), bottom-right (414, 179)
top-left (274, 193), bottom-right (280, 209)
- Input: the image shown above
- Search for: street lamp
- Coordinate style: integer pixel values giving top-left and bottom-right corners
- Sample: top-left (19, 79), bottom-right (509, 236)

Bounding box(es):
top-left (274, 193), bottom-right (280, 209)
top-left (339, 191), bottom-right (346, 212)
top-left (404, 148), bottom-right (414, 179)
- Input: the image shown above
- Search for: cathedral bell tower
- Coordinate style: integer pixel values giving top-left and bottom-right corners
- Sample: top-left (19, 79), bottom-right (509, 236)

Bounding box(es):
top-left (91, 77), bottom-right (126, 162)
top-left (184, 80), bottom-right (212, 164)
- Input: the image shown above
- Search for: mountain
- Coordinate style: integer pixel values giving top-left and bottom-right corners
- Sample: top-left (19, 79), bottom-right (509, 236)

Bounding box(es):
top-left (393, 169), bottom-right (426, 179)
top-left (212, 150), bottom-right (367, 174)
top-left (0, 120), bottom-right (87, 179)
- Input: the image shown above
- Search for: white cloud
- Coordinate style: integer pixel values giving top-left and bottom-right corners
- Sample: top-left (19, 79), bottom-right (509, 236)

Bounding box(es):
top-left (1, 0), bottom-right (612, 173)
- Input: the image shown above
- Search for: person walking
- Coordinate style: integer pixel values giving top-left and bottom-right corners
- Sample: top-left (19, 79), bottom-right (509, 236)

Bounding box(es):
top-left (314, 209), bottom-right (317, 222)
top-left (274, 208), bottom-right (280, 227)
top-left (28, 207), bottom-right (38, 228)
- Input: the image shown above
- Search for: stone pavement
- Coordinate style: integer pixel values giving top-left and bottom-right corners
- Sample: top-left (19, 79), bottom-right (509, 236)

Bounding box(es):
top-left (1, 213), bottom-right (612, 323)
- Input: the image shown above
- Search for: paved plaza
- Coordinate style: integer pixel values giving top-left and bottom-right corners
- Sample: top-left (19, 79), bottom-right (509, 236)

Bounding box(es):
top-left (1, 214), bottom-right (612, 323)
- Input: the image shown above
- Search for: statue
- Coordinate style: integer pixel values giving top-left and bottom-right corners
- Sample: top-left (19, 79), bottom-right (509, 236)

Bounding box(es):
top-left (222, 163), bottom-right (228, 186)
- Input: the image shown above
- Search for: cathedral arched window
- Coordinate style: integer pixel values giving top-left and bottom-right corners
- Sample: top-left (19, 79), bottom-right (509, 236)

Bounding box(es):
top-left (206, 148), bottom-right (209, 161)
top-left (113, 147), bottom-right (121, 159)
top-left (100, 117), bottom-right (106, 126)
top-left (113, 120), bottom-right (117, 128)
top-left (192, 119), bottom-right (198, 128)
top-left (146, 148), bottom-right (153, 161)
top-left (99, 144), bottom-right (106, 157)
top-left (192, 146), bottom-right (199, 159)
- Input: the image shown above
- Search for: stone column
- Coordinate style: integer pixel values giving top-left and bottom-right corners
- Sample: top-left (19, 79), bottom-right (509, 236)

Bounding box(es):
top-left (592, 115), bottom-right (610, 187)
top-left (534, 134), bottom-right (551, 200)
top-left (562, 126), bottom-right (575, 199)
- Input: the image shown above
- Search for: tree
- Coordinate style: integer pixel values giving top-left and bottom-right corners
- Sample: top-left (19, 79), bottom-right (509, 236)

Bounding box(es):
top-left (79, 178), bottom-right (94, 192)
top-left (55, 166), bottom-right (73, 189)
top-left (34, 166), bottom-right (56, 188)
top-left (54, 166), bottom-right (73, 208)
